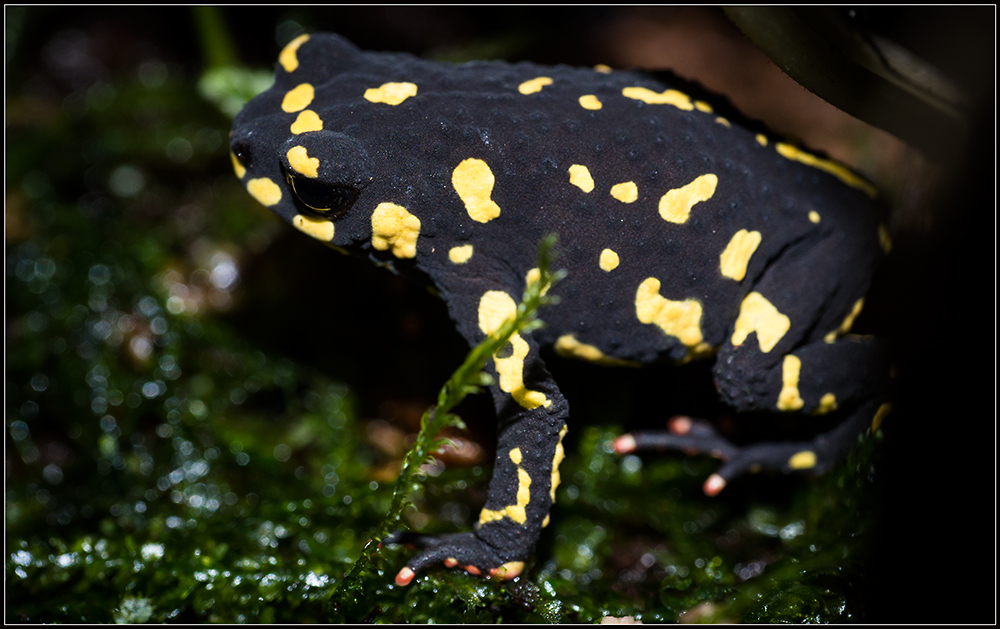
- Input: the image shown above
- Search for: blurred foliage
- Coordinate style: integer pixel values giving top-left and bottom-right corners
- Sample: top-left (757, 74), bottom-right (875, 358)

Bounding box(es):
top-left (4, 5), bottom-right (944, 624)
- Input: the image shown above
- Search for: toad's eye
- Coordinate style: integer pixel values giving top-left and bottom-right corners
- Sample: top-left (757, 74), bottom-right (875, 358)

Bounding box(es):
top-left (285, 173), bottom-right (360, 219)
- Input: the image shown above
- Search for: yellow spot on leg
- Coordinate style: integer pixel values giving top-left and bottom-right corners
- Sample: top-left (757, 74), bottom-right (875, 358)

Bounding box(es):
top-left (579, 94), bottom-right (602, 110)
top-left (286, 146), bottom-right (320, 178)
top-left (732, 291), bottom-right (790, 353)
top-left (246, 178), bottom-right (282, 207)
top-left (777, 354), bottom-right (804, 411)
top-left (775, 143), bottom-right (878, 198)
top-left (479, 448), bottom-right (532, 525)
top-left (371, 202), bottom-right (421, 258)
top-left (610, 181), bottom-right (638, 203)
top-left (290, 110), bottom-right (323, 134)
top-left (363, 82), bottom-right (418, 105)
top-left (622, 86), bottom-right (693, 110)
top-left (568, 164), bottom-right (594, 193)
top-left (230, 152), bottom-right (246, 179)
top-left (282, 83), bottom-right (315, 113)
top-left (448, 244), bottom-right (473, 264)
top-left (789, 450), bottom-right (817, 470)
top-left (555, 335), bottom-right (640, 367)
top-left (278, 34), bottom-right (310, 73)
top-left (635, 278), bottom-right (704, 348)
top-left (550, 425), bottom-right (569, 502)
top-left (599, 248), bottom-right (620, 272)
top-left (478, 291), bottom-right (550, 409)
top-left (293, 214), bottom-right (334, 241)
top-left (659, 174), bottom-right (718, 223)
top-left (824, 298), bottom-right (864, 343)
top-left (453, 158), bottom-right (501, 223)
top-left (871, 403), bottom-right (892, 431)
top-left (808, 210), bottom-right (821, 223)
top-left (719, 229), bottom-right (761, 281)
top-left (517, 77), bottom-right (553, 94)
top-left (815, 393), bottom-right (837, 415)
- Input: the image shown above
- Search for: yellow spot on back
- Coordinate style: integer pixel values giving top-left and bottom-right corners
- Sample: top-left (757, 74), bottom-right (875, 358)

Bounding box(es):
top-left (479, 448), bottom-right (532, 525)
top-left (550, 424), bottom-right (569, 502)
top-left (789, 450), bottom-right (816, 470)
top-left (622, 86), bottom-right (693, 110)
top-left (282, 83), bottom-right (315, 113)
top-left (518, 77), bottom-right (552, 95)
top-left (246, 178), bottom-right (282, 207)
top-left (568, 164), bottom-right (594, 193)
top-left (756, 134), bottom-right (768, 146)
top-left (878, 224), bottom-right (893, 254)
top-left (777, 354), bottom-right (804, 411)
top-left (290, 110), bottom-right (323, 134)
top-left (719, 229), bottom-right (761, 281)
top-left (610, 181), bottom-right (638, 203)
top-left (599, 248), bottom-right (620, 272)
top-left (286, 145), bottom-right (320, 178)
top-left (478, 291), bottom-right (550, 410)
top-left (555, 335), bottom-right (640, 367)
top-left (635, 277), bottom-right (704, 348)
top-left (732, 291), bottom-right (790, 353)
top-left (371, 202), bottom-right (421, 258)
top-left (775, 143), bottom-right (878, 198)
top-left (815, 393), bottom-right (837, 415)
top-left (293, 214), bottom-right (334, 241)
top-left (593, 64), bottom-right (612, 73)
top-left (824, 298), bottom-right (864, 343)
top-left (715, 117), bottom-right (730, 127)
top-left (363, 82), bottom-right (418, 105)
top-left (694, 100), bottom-right (713, 113)
top-left (658, 174), bottom-right (718, 223)
top-left (579, 94), bottom-right (602, 110)
top-left (452, 158), bottom-right (501, 223)
top-left (230, 151), bottom-right (246, 179)
top-left (278, 34), bottom-right (310, 73)
top-left (808, 210), bottom-right (821, 223)
top-left (871, 403), bottom-right (892, 431)
top-left (448, 244), bottom-right (473, 264)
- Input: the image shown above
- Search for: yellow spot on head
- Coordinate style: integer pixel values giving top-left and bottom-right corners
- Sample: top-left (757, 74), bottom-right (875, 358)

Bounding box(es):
top-left (550, 424), bottom-right (569, 502)
top-left (278, 34), bottom-right (310, 73)
top-left (715, 117), bottom-right (730, 127)
top-left (293, 214), bottom-right (334, 241)
top-left (871, 403), bottom-right (892, 431)
top-left (777, 354), bottom-right (804, 411)
top-left (555, 335), bottom-right (640, 367)
top-left (599, 248), bottom-right (620, 272)
top-left (568, 164), bottom-right (594, 193)
top-left (286, 145), bottom-right (320, 178)
top-left (371, 202), bottom-right (421, 258)
top-left (719, 229), bottom-right (761, 281)
top-left (635, 277), bottom-right (704, 348)
top-left (593, 64), bottom-right (612, 73)
top-left (775, 143), bottom-right (878, 198)
top-left (517, 77), bottom-right (553, 95)
top-left (448, 244), bottom-right (473, 264)
top-left (789, 450), bottom-right (817, 470)
top-left (659, 173), bottom-right (718, 223)
top-left (756, 134), bottom-right (768, 146)
top-left (694, 100), bottom-right (713, 113)
top-left (579, 94), bottom-right (602, 110)
top-left (808, 210), bottom-right (821, 223)
top-left (610, 181), bottom-right (638, 203)
top-left (452, 158), bottom-right (501, 223)
top-left (282, 83), bottom-right (315, 113)
top-left (290, 110), bottom-right (323, 134)
top-left (815, 393), bottom-right (837, 415)
top-left (230, 151), bottom-right (246, 179)
top-left (622, 86), bottom-right (693, 110)
top-left (363, 82), bottom-right (418, 106)
top-left (732, 291), bottom-right (790, 353)
top-left (478, 291), bottom-right (550, 410)
top-left (247, 177), bottom-right (282, 207)
top-left (878, 224), bottom-right (893, 254)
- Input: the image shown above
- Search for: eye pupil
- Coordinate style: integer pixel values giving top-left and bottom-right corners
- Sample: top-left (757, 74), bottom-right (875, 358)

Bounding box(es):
top-left (287, 174), bottom-right (359, 218)
top-left (231, 142), bottom-right (253, 169)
